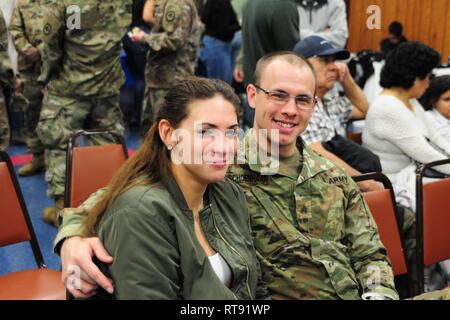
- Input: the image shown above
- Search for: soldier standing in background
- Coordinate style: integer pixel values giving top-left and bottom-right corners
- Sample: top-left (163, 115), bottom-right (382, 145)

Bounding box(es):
top-left (0, 9), bottom-right (21, 151)
top-left (10, 0), bottom-right (47, 176)
top-left (37, 0), bottom-right (132, 226)
top-left (130, 0), bottom-right (202, 137)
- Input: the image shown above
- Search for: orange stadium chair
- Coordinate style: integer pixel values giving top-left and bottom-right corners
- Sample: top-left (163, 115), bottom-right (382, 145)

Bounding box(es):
top-left (64, 130), bottom-right (129, 208)
top-left (0, 151), bottom-right (65, 300)
top-left (347, 132), bottom-right (362, 145)
top-left (353, 172), bottom-right (414, 296)
top-left (415, 159), bottom-right (450, 293)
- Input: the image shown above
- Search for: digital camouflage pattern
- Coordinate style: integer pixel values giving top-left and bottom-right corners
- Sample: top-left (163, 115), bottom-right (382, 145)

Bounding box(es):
top-left (10, 0), bottom-right (47, 156)
top-left (0, 9), bottom-right (14, 151)
top-left (10, 0), bottom-right (48, 72)
top-left (139, 87), bottom-right (167, 137)
top-left (143, 0), bottom-right (202, 89)
top-left (228, 129), bottom-right (399, 300)
top-left (139, 0), bottom-right (202, 134)
top-left (38, 0), bottom-right (132, 97)
top-left (36, 0), bottom-right (131, 199)
top-left (37, 93), bottom-right (124, 198)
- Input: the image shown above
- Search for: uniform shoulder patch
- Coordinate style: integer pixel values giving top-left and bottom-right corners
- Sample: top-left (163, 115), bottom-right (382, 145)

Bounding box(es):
top-left (328, 176), bottom-right (348, 185)
top-left (162, 2), bottom-right (182, 33)
top-left (43, 23), bottom-right (52, 36)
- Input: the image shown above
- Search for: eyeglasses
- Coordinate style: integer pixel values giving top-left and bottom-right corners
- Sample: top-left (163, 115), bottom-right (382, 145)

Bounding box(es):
top-left (254, 85), bottom-right (316, 110)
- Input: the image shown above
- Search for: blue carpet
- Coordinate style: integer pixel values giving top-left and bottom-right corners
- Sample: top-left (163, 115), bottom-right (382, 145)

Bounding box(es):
top-left (0, 130), bottom-right (142, 275)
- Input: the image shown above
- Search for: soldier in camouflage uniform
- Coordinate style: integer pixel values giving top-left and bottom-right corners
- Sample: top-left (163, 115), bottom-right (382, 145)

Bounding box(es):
top-left (9, 0), bottom-right (47, 176)
top-left (36, 0), bottom-right (132, 225)
top-left (0, 9), bottom-right (17, 151)
top-left (130, 0), bottom-right (202, 137)
top-left (53, 53), bottom-right (450, 300)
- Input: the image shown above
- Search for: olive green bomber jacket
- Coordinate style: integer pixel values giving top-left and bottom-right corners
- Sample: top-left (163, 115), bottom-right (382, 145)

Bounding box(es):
top-left (55, 175), bottom-right (268, 300)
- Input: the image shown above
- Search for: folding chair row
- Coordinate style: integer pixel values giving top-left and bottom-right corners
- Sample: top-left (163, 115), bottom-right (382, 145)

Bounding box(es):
top-left (415, 158), bottom-right (450, 293)
top-left (353, 172), bottom-right (413, 296)
top-left (355, 160), bottom-right (450, 296)
top-left (0, 151), bottom-right (66, 300)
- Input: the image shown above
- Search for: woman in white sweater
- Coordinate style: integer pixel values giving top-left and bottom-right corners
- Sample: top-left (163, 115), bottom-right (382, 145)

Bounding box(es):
top-left (420, 75), bottom-right (450, 142)
top-left (363, 42), bottom-right (450, 291)
top-left (363, 42), bottom-right (450, 181)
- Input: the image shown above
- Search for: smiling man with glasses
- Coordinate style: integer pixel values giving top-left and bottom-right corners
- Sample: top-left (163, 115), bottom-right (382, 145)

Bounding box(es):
top-left (253, 85), bottom-right (317, 111)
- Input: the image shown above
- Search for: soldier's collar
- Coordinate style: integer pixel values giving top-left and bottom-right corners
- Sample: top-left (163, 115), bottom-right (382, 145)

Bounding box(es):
top-left (238, 129), bottom-right (280, 175)
top-left (297, 144), bottom-right (334, 184)
top-left (239, 129), bottom-right (331, 182)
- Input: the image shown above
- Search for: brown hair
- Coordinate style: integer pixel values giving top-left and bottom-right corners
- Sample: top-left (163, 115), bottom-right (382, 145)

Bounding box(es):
top-left (84, 77), bottom-right (240, 236)
top-left (251, 51), bottom-right (317, 89)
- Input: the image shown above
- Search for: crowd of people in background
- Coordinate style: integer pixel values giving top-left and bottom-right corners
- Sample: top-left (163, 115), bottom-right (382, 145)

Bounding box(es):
top-left (1, 0), bottom-right (450, 300)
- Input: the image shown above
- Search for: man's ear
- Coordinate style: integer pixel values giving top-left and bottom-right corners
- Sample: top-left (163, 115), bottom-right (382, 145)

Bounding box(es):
top-left (246, 84), bottom-right (257, 110)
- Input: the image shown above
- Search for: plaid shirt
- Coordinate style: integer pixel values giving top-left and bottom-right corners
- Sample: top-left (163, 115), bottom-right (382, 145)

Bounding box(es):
top-left (302, 92), bottom-right (353, 145)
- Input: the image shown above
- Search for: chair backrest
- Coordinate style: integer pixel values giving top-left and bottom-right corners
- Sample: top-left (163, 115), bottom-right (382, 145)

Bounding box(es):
top-left (65, 130), bottom-right (128, 208)
top-left (0, 151), bottom-right (45, 268)
top-left (353, 173), bottom-right (408, 276)
top-left (347, 132), bottom-right (362, 145)
top-left (362, 190), bottom-right (408, 276)
top-left (416, 159), bottom-right (450, 292)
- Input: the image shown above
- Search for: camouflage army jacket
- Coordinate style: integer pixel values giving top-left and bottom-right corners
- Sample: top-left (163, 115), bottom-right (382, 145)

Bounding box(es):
top-left (38, 0), bottom-right (132, 97)
top-left (9, 0), bottom-right (48, 73)
top-left (143, 0), bottom-right (202, 89)
top-left (0, 9), bottom-right (14, 88)
top-left (228, 129), bottom-right (399, 300)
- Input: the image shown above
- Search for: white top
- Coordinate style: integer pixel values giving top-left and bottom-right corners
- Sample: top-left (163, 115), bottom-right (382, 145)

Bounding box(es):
top-left (426, 109), bottom-right (450, 143)
top-left (363, 61), bottom-right (383, 105)
top-left (208, 253), bottom-right (232, 288)
top-left (363, 94), bottom-right (450, 178)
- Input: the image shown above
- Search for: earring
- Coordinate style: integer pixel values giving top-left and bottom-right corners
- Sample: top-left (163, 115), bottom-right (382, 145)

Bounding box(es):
top-left (167, 145), bottom-right (173, 151)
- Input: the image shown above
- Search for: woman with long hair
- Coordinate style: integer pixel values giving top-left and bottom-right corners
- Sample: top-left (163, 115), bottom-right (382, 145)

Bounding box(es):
top-left (82, 77), bottom-right (267, 299)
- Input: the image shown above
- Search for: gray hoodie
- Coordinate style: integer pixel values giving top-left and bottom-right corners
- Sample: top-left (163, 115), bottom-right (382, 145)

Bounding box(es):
top-left (297, 0), bottom-right (348, 48)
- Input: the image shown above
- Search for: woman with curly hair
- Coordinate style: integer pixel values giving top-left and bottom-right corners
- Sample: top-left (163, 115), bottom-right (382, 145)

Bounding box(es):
top-left (420, 75), bottom-right (450, 142)
top-left (363, 42), bottom-right (450, 184)
top-left (363, 42), bottom-right (450, 292)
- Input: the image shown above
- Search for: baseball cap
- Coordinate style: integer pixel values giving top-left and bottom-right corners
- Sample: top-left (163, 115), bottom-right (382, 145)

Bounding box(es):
top-left (293, 36), bottom-right (350, 60)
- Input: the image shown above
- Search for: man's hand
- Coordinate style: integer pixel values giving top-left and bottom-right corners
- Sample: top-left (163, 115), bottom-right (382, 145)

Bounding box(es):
top-left (131, 30), bottom-right (146, 43)
top-left (25, 47), bottom-right (41, 62)
top-left (357, 180), bottom-right (385, 192)
top-left (61, 236), bottom-right (114, 298)
top-left (335, 62), bottom-right (350, 83)
top-left (233, 67), bottom-right (244, 83)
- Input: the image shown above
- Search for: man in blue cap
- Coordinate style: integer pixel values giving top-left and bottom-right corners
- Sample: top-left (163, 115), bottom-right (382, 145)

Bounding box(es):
top-left (294, 36), bottom-right (382, 192)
